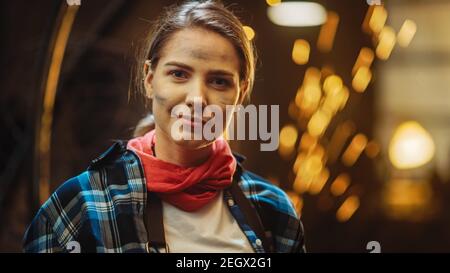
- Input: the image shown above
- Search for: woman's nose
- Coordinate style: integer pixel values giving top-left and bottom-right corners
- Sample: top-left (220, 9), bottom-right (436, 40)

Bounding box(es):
top-left (185, 81), bottom-right (208, 110)
top-left (185, 96), bottom-right (207, 113)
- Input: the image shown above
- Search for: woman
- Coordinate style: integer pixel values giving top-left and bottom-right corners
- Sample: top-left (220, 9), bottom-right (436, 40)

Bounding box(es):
top-left (23, 0), bottom-right (305, 253)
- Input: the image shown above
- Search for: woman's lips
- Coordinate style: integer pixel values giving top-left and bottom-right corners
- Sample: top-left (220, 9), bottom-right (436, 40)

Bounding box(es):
top-left (180, 117), bottom-right (204, 128)
top-left (171, 112), bottom-right (208, 128)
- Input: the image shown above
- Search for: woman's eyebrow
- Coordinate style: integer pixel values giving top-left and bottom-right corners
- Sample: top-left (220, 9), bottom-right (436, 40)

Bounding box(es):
top-left (164, 61), bottom-right (235, 77)
top-left (208, 70), bottom-right (235, 78)
top-left (164, 61), bottom-right (194, 71)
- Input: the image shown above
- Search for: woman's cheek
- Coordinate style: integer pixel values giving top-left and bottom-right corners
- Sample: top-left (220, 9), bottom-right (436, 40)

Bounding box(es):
top-left (154, 85), bottom-right (184, 111)
top-left (213, 90), bottom-right (240, 106)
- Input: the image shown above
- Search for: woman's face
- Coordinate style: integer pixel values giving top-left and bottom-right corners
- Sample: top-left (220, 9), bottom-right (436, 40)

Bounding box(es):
top-left (144, 27), bottom-right (246, 148)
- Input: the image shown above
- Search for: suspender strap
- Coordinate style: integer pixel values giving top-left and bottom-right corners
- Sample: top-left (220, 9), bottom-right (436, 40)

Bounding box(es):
top-left (144, 172), bottom-right (274, 253)
top-left (229, 169), bottom-right (274, 253)
top-left (145, 192), bottom-right (167, 251)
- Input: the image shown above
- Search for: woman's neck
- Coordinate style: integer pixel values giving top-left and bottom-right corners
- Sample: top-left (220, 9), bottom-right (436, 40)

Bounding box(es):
top-left (154, 126), bottom-right (213, 167)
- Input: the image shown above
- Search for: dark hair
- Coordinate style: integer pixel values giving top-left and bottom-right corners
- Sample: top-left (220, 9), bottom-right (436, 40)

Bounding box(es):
top-left (134, 0), bottom-right (256, 104)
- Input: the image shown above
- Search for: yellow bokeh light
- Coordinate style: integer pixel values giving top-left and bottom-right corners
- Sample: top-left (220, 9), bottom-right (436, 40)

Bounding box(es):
top-left (299, 132), bottom-right (317, 151)
top-left (302, 155), bottom-right (323, 176)
top-left (328, 121), bottom-right (355, 163)
top-left (353, 133), bottom-right (368, 150)
top-left (295, 91), bottom-right (312, 117)
top-left (336, 195), bottom-right (360, 222)
top-left (309, 168), bottom-right (330, 195)
top-left (397, 19), bottom-right (417, 48)
top-left (352, 47), bottom-right (374, 75)
top-left (292, 39), bottom-right (310, 65)
top-left (323, 75), bottom-right (343, 96)
top-left (365, 140), bottom-right (380, 159)
top-left (369, 5), bottom-right (387, 34)
top-left (266, 0), bottom-right (281, 7)
top-left (300, 84), bottom-right (322, 110)
top-left (279, 124), bottom-right (298, 159)
top-left (376, 26), bottom-right (396, 60)
top-left (322, 86), bottom-right (349, 114)
top-left (382, 179), bottom-right (432, 221)
top-left (389, 121), bottom-right (435, 169)
top-left (342, 133), bottom-right (368, 166)
top-left (286, 191), bottom-right (303, 216)
top-left (384, 179), bottom-right (431, 208)
top-left (362, 6), bottom-right (374, 34)
top-left (330, 173), bottom-right (350, 196)
top-left (243, 25), bottom-right (255, 41)
top-left (304, 67), bottom-right (321, 85)
top-left (293, 152), bottom-right (306, 174)
top-left (317, 11), bottom-right (339, 53)
top-left (307, 109), bottom-right (331, 137)
top-left (280, 124), bottom-right (298, 147)
top-left (352, 66), bottom-right (372, 92)
top-left (293, 171), bottom-right (314, 194)
top-left (311, 144), bottom-right (326, 161)
top-left (295, 87), bottom-right (303, 108)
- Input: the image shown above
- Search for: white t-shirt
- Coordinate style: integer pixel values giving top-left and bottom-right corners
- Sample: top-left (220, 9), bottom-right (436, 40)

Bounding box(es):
top-left (158, 190), bottom-right (255, 253)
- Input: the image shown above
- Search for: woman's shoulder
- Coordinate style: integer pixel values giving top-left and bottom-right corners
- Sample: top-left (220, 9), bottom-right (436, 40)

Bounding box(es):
top-left (237, 169), bottom-right (297, 217)
top-left (231, 152), bottom-right (297, 219)
top-left (39, 141), bottom-right (146, 223)
top-left (234, 162), bottom-right (306, 253)
top-left (24, 141), bottom-right (147, 251)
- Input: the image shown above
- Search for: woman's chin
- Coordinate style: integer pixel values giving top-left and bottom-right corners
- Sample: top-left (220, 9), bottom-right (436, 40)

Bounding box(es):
top-left (170, 130), bottom-right (214, 149)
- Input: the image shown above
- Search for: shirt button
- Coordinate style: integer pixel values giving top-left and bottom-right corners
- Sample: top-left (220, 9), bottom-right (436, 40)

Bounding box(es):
top-left (227, 199), bottom-right (235, 207)
top-left (255, 239), bottom-right (262, 246)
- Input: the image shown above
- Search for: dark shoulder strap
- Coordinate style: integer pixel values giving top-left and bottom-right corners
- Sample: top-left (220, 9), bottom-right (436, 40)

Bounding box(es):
top-left (145, 192), bottom-right (167, 252)
top-left (144, 168), bottom-right (274, 253)
top-left (229, 167), bottom-right (274, 253)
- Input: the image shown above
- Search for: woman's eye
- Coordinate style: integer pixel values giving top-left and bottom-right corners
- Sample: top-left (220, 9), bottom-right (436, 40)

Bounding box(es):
top-left (211, 78), bottom-right (230, 88)
top-left (170, 70), bottom-right (188, 79)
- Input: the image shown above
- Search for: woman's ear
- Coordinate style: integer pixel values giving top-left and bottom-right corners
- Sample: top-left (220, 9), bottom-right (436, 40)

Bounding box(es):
top-left (143, 60), bottom-right (154, 99)
top-left (238, 80), bottom-right (249, 105)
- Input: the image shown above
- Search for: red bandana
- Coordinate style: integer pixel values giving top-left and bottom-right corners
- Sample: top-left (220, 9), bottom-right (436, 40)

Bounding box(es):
top-left (127, 129), bottom-right (237, 212)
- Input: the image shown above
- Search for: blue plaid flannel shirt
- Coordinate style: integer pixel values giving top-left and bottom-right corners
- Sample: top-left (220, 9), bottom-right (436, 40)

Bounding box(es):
top-left (23, 141), bottom-right (306, 253)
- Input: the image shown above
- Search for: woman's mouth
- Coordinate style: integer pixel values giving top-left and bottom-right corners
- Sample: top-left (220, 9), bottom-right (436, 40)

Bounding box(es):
top-left (176, 113), bottom-right (206, 128)
top-left (181, 117), bottom-right (204, 128)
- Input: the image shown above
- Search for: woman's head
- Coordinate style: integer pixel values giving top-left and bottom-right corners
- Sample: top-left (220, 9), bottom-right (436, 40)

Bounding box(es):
top-left (134, 0), bottom-right (256, 148)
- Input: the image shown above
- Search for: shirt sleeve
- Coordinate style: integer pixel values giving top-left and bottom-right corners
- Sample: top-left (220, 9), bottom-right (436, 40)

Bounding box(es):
top-left (22, 208), bottom-right (66, 253)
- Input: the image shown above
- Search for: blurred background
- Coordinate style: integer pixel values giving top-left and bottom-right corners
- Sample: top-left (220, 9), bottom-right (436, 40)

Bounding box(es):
top-left (1, 0), bottom-right (449, 252)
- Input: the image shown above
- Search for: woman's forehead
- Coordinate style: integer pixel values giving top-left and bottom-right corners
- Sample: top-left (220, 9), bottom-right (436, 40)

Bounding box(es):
top-left (160, 28), bottom-right (240, 71)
